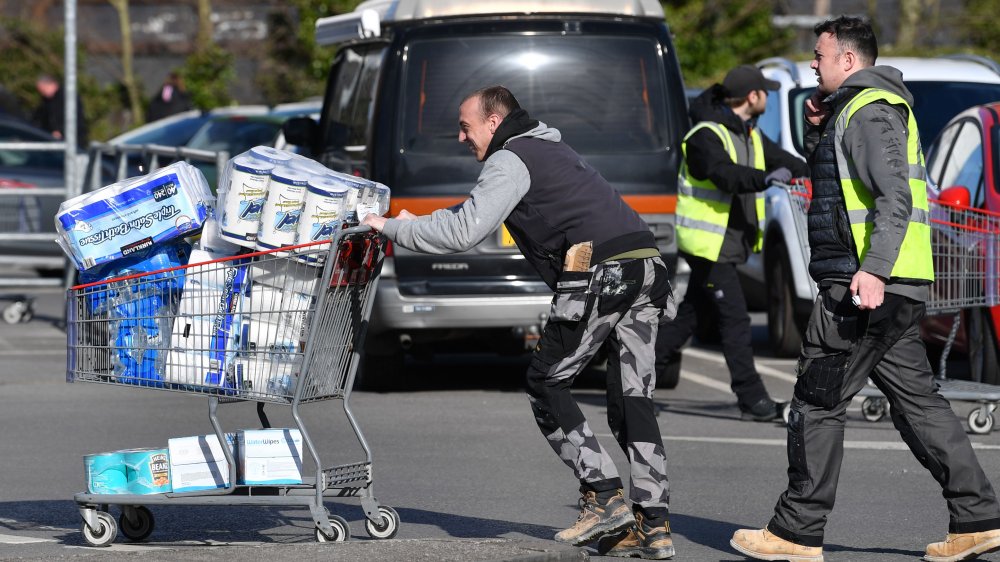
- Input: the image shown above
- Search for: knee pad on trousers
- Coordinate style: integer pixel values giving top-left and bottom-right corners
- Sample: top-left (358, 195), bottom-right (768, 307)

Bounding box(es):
top-left (793, 354), bottom-right (848, 409)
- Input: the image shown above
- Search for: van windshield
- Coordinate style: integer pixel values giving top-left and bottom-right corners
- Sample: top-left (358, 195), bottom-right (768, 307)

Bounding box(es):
top-left (397, 34), bottom-right (673, 192)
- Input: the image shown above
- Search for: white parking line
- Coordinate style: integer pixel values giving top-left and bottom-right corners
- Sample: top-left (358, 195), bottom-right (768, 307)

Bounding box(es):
top-left (597, 434), bottom-right (1000, 451)
top-left (682, 347), bottom-right (797, 383)
top-left (0, 533), bottom-right (54, 544)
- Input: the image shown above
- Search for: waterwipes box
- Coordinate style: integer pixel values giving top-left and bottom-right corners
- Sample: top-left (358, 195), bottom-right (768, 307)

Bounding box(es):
top-left (56, 162), bottom-right (212, 271)
top-left (123, 448), bottom-right (172, 495)
top-left (237, 429), bottom-right (303, 485)
top-left (168, 434), bottom-right (236, 492)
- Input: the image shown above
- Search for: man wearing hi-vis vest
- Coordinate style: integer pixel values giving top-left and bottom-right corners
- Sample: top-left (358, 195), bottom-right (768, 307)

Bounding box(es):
top-left (655, 65), bottom-right (808, 422)
top-left (732, 16), bottom-right (1000, 562)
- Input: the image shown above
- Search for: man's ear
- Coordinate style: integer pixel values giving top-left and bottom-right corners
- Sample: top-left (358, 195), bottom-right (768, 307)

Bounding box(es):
top-left (488, 113), bottom-right (503, 133)
top-left (841, 50), bottom-right (856, 72)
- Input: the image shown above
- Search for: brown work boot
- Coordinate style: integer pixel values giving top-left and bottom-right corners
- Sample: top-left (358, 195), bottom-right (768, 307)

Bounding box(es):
top-left (924, 529), bottom-right (1000, 562)
top-left (730, 528), bottom-right (824, 561)
top-left (554, 489), bottom-right (635, 546)
top-left (598, 510), bottom-right (675, 559)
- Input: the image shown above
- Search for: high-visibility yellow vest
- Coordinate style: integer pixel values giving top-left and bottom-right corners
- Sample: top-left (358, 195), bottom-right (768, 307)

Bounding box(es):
top-left (834, 88), bottom-right (934, 281)
top-left (676, 122), bottom-right (766, 261)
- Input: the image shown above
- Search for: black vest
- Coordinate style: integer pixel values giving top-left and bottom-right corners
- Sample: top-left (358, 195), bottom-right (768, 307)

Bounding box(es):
top-left (807, 91), bottom-right (860, 283)
top-left (503, 137), bottom-right (654, 289)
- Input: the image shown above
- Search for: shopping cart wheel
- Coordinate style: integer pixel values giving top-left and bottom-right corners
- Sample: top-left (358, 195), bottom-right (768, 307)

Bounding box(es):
top-left (3, 301), bottom-right (32, 324)
top-left (315, 514), bottom-right (349, 542)
top-left (967, 408), bottom-right (995, 435)
top-left (82, 510), bottom-right (117, 547)
top-left (861, 397), bottom-right (887, 422)
top-left (119, 506), bottom-right (154, 542)
top-left (365, 506), bottom-right (400, 540)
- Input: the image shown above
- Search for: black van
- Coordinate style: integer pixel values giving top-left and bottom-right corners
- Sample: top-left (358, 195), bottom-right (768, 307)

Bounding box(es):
top-left (285, 0), bottom-right (688, 388)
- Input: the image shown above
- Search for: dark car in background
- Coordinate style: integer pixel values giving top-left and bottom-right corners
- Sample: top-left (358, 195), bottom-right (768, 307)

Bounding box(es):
top-left (0, 115), bottom-right (81, 268)
top-left (288, 0), bottom-right (687, 388)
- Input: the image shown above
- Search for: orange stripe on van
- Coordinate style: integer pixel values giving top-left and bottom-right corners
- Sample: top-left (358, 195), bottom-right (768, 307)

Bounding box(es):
top-left (389, 194), bottom-right (676, 217)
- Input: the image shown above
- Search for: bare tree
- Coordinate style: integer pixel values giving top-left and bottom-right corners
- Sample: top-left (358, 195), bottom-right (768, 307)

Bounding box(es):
top-left (196, 0), bottom-right (213, 50)
top-left (896, 0), bottom-right (921, 50)
top-left (108, 0), bottom-right (143, 123)
top-left (813, 0), bottom-right (830, 16)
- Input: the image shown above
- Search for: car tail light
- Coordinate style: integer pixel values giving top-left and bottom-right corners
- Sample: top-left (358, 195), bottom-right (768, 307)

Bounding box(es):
top-left (0, 179), bottom-right (35, 189)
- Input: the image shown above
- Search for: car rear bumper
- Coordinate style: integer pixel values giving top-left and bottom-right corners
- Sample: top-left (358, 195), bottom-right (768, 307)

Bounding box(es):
top-left (370, 276), bottom-right (552, 334)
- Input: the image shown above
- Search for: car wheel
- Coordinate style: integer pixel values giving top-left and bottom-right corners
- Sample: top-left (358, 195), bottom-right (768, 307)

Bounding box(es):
top-left (766, 247), bottom-right (803, 357)
top-left (354, 333), bottom-right (407, 392)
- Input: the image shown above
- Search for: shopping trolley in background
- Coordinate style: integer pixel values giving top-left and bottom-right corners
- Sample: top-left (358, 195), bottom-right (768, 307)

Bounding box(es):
top-left (858, 199), bottom-right (1000, 433)
top-left (66, 226), bottom-right (399, 546)
top-left (0, 178), bottom-right (45, 323)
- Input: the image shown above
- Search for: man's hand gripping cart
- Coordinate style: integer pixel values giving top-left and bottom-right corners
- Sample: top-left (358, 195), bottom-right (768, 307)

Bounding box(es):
top-left (65, 226), bottom-right (399, 546)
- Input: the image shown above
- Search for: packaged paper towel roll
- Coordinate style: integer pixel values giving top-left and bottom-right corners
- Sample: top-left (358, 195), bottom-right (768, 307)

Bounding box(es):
top-left (249, 146), bottom-right (293, 166)
top-left (220, 155), bottom-right (273, 248)
top-left (256, 166), bottom-right (308, 254)
top-left (295, 176), bottom-right (350, 264)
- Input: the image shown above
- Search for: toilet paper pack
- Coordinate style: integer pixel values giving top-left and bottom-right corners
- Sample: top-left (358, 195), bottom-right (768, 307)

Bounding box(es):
top-left (165, 253), bottom-right (249, 388)
top-left (56, 162), bottom-right (213, 271)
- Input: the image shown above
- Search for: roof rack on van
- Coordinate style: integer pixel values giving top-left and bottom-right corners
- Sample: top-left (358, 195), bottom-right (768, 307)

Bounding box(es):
top-left (939, 54), bottom-right (1000, 78)
top-left (757, 57), bottom-right (803, 87)
top-left (316, 0), bottom-right (664, 46)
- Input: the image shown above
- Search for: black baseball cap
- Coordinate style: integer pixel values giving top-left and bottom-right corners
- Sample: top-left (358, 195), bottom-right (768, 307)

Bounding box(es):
top-left (722, 65), bottom-right (780, 98)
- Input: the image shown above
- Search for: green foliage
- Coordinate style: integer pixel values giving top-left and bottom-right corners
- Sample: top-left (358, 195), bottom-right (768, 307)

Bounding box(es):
top-left (255, 0), bottom-right (361, 105)
top-left (181, 43), bottom-right (235, 110)
top-left (961, 0), bottom-right (1000, 53)
top-left (0, 17), bottom-right (125, 141)
top-left (663, 0), bottom-right (795, 88)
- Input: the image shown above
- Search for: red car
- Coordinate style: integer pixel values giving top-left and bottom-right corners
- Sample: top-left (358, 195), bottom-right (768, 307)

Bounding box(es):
top-left (924, 102), bottom-right (1000, 385)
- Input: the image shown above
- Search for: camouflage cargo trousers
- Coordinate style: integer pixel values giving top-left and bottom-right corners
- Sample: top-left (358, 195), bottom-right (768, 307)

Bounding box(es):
top-left (526, 256), bottom-right (675, 509)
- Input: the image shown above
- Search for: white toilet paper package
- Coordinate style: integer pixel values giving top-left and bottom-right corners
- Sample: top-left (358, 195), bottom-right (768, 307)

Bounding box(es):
top-left (56, 162), bottom-right (214, 271)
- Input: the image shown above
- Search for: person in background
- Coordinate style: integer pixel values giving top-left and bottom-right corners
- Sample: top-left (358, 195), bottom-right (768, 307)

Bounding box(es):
top-left (655, 65), bottom-right (809, 421)
top-left (33, 74), bottom-right (88, 148)
top-left (147, 71), bottom-right (193, 123)
top-left (730, 15), bottom-right (1000, 562)
top-left (363, 85), bottom-right (677, 559)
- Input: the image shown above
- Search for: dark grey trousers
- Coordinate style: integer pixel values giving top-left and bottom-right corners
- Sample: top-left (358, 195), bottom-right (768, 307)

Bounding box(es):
top-left (768, 283), bottom-right (1000, 547)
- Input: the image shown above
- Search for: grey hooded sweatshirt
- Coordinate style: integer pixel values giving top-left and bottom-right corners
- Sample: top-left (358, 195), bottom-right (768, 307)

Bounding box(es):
top-left (805, 65), bottom-right (928, 301)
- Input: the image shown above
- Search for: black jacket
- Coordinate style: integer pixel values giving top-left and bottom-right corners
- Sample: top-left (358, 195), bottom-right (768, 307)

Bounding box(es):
top-left (685, 85), bottom-right (809, 262)
top-left (33, 86), bottom-right (88, 149)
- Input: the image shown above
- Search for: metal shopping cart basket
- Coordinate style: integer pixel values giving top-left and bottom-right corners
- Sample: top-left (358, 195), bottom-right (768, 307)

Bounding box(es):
top-left (849, 199), bottom-right (1000, 433)
top-left (66, 226), bottom-right (398, 546)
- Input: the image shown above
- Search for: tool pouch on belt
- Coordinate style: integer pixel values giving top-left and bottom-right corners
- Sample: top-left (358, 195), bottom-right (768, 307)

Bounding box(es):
top-left (793, 286), bottom-right (858, 409)
top-left (550, 271), bottom-right (593, 322)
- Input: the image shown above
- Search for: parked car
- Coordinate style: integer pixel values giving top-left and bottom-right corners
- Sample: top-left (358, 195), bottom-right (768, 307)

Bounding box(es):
top-left (921, 102), bottom-right (1000, 384)
top-left (0, 115), bottom-right (116, 269)
top-left (744, 55), bottom-right (1000, 360)
top-left (287, 0), bottom-right (688, 388)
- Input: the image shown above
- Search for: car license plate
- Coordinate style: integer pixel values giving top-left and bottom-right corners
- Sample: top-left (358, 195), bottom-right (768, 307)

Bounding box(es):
top-left (499, 225), bottom-right (516, 247)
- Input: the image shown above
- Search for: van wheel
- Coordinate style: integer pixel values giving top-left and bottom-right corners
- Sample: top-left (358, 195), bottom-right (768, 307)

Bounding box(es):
top-left (766, 248), bottom-right (803, 357)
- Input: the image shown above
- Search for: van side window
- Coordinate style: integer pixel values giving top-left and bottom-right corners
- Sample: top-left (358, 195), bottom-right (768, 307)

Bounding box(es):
top-left (321, 46), bottom-right (386, 172)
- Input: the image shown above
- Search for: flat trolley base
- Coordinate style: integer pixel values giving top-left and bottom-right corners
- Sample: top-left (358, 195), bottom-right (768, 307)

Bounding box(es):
top-left (857, 379), bottom-right (1000, 434)
top-left (75, 462), bottom-right (400, 546)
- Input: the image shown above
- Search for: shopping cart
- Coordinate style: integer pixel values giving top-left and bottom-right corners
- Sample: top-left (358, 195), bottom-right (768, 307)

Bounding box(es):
top-left (858, 199), bottom-right (1000, 433)
top-left (0, 178), bottom-right (45, 324)
top-left (66, 226), bottom-right (399, 546)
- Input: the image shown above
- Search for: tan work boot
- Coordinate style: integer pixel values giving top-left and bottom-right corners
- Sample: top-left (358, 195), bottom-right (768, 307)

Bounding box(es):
top-left (924, 529), bottom-right (1000, 562)
top-left (598, 510), bottom-right (675, 559)
top-left (730, 528), bottom-right (824, 561)
top-left (554, 489), bottom-right (635, 546)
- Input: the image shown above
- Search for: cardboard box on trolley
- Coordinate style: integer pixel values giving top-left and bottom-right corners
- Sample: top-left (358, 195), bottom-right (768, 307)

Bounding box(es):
top-left (168, 433), bottom-right (237, 492)
top-left (237, 429), bottom-right (303, 485)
